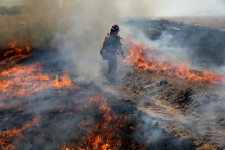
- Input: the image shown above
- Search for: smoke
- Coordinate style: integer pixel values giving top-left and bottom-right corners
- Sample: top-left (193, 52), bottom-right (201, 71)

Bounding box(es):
top-left (141, 0), bottom-right (225, 16)
top-left (1, 0), bottom-right (225, 80)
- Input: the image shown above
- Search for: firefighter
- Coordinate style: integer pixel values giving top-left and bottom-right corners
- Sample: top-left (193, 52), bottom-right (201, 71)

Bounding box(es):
top-left (100, 24), bottom-right (125, 83)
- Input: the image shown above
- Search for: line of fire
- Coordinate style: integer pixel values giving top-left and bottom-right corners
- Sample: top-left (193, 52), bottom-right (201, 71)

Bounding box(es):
top-left (0, 1), bottom-right (225, 150)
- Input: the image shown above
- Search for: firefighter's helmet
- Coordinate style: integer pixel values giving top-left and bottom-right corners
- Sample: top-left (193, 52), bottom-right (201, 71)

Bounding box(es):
top-left (111, 24), bottom-right (120, 32)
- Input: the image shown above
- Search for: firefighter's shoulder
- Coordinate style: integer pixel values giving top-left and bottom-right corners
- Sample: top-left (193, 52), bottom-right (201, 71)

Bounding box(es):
top-left (105, 33), bottom-right (110, 38)
top-left (104, 33), bottom-right (110, 42)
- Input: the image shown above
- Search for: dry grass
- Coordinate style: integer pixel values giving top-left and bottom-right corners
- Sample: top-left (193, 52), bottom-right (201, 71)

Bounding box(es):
top-left (119, 70), bottom-right (225, 149)
top-left (161, 16), bottom-right (225, 31)
top-left (142, 71), bottom-right (222, 93)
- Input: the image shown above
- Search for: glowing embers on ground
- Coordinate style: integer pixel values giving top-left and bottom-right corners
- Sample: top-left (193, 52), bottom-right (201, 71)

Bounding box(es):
top-left (59, 94), bottom-right (142, 150)
top-left (0, 40), bottom-right (31, 65)
top-left (0, 63), bottom-right (73, 99)
top-left (123, 42), bottom-right (225, 83)
top-left (0, 116), bottom-right (40, 150)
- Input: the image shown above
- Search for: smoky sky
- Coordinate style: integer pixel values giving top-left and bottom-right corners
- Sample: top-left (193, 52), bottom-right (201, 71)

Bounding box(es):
top-left (1, 0), bottom-right (225, 49)
top-left (23, 0), bottom-right (225, 17)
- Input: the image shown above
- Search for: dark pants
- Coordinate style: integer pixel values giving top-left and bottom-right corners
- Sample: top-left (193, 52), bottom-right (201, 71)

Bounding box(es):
top-left (107, 54), bottom-right (117, 82)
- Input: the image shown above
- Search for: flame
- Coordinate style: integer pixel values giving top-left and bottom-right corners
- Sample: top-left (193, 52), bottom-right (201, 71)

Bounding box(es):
top-left (59, 94), bottom-right (127, 150)
top-left (0, 116), bottom-right (40, 150)
top-left (123, 42), bottom-right (225, 83)
top-left (0, 63), bottom-right (73, 99)
top-left (1, 40), bottom-right (31, 64)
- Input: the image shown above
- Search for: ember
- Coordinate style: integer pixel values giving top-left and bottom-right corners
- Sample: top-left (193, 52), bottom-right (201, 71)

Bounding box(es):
top-left (123, 42), bottom-right (225, 83)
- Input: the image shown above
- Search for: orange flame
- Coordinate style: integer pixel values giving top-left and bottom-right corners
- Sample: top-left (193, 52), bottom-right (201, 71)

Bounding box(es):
top-left (123, 42), bottom-right (225, 84)
top-left (0, 63), bottom-right (73, 99)
top-left (1, 40), bottom-right (31, 64)
top-left (59, 94), bottom-right (126, 150)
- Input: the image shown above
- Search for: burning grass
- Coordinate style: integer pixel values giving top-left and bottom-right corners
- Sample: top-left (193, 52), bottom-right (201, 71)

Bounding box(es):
top-left (0, 40), bottom-right (31, 65)
top-left (0, 63), bottom-right (72, 99)
top-left (0, 39), bottom-right (31, 82)
top-left (123, 42), bottom-right (225, 84)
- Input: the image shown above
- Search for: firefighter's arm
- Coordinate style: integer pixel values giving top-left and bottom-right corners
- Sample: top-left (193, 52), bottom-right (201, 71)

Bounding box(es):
top-left (118, 38), bottom-right (125, 59)
top-left (120, 50), bottom-right (125, 59)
